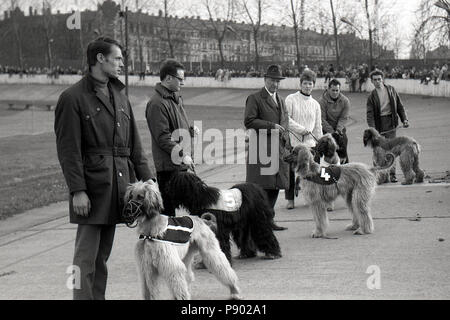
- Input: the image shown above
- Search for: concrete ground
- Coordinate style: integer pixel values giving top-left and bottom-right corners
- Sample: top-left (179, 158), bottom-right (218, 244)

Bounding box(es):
top-left (0, 85), bottom-right (449, 300)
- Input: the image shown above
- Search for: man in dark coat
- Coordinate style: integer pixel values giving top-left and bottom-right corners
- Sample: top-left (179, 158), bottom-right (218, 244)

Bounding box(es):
top-left (244, 64), bottom-right (291, 231)
top-left (367, 69), bottom-right (409, 182)
top-left (54, 37), bottom-right (154, 300)
top-left (146, 59), bottom-right (196, 216)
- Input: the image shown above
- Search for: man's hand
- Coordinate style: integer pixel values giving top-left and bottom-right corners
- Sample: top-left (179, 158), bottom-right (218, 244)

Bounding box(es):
top-left (274, 124), bottom-right (285, 133)
top-left (182, 154), bottom-right (195, 171)
top-left (403, 120), bottom-right (409, 128)
top-left (73, 191), bottom-right (90, 217)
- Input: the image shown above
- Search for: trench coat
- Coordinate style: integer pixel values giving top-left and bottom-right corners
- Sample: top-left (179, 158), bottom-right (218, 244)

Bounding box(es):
top-left (54, 74), bottom-right (154, 225)
top-left (244, 88), bottom-right (291, 190)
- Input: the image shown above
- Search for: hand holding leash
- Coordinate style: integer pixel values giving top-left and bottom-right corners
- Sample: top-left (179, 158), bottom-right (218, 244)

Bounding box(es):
top-left (403, 120), bottom-right (409, 128)
top-left (274, 124), bottom-right (286, 133)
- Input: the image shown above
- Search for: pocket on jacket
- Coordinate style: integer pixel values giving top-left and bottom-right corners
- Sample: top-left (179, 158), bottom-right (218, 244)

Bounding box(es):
top-left (83, 154), bottom-right (106, 170)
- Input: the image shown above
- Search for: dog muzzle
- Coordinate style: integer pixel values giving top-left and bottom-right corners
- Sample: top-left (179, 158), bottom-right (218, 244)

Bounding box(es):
top-left (122, 199), bottom-right (144, 228)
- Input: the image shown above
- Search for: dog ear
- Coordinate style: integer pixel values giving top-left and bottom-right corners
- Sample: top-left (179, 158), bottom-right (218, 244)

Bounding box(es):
top-left (123, 184), bottom-right (133, 203)
top-left (363, 130), bottom-right (370, 147)
top-left (143, 182), bottom-right (165, 214)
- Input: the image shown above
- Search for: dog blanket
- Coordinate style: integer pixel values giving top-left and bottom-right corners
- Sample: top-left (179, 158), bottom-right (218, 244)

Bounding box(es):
top-left (305, 166), bottom-right (341, 185)
top-left (139, 216), bottom-right (194, 245)
top-left (208, 188), bottom-right (243, 212)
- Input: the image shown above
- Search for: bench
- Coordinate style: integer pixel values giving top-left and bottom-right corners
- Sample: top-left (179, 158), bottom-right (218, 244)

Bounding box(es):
top-left (1, 100), bottom-right (55, 111)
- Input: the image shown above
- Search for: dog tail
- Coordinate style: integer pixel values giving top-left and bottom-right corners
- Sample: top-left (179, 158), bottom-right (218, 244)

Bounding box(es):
top-left (370, 152), bottom-right (395, 172)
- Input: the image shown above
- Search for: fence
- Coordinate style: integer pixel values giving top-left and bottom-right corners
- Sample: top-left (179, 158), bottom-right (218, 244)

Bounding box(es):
top-left (1, 74), bottom-right (449, 97)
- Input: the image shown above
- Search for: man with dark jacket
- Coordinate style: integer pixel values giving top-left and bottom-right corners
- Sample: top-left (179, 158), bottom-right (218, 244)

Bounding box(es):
top-left (54, 37), bottom-right (154, 299)
top-left (318, 78), bottom-right (350, 163)
top-left (244, 64), bottom-right (291, 231)
top-left (366, 69), bottom-right (409, 182)
top-left (146, 59), bottom-right (195, 216)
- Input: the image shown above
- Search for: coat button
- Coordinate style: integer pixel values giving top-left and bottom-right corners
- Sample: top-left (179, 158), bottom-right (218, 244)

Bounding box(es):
top-left (96, 107), bottom-right (100, 111)
top-left (118, 172), bottom-right (123, 177)
top-left (85, 115), bottom-right (90, 119)
top-left (117, 122), bottom-right (121, 127)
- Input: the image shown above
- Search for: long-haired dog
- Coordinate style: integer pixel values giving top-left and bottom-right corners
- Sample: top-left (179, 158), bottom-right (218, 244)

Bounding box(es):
top-left (312, 133), bottom-right (341, 166)
top-left (168, 171), bottom-right (281, 262)
top-left (284, 143), bottom-right (394, 238)
top-left (122, 180), bottom-right (242, 300)
top-left (363, 128), bottom-right (424, 185)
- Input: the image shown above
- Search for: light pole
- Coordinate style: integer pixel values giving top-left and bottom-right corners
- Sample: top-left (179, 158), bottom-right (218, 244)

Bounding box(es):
top-left (341, 17), bottom-right (374, 70)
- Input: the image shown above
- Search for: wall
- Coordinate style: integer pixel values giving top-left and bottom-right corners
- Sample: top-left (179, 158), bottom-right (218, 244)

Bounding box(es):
top-left (1, 74), bottom-right (449, 97)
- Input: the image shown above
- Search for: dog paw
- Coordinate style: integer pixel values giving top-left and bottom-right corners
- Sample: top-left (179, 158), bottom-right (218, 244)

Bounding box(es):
top-left (261, 253), bottom-right (282, 260)
top-left (353, 228), bottom-right (364, 235)
top-left (311, 230), bottom-right (325, 238)
top-left (230, 293), bottom-right (243, 300)
top-left (345, 224), bottom-right (359, 231)
top-left (401, 181), bottom-right (413, 185)
top-left (236, 252), bottom-right (257, 259)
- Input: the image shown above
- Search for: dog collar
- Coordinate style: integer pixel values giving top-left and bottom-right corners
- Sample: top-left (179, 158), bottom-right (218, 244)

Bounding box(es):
top-left (306, 166), bottom-right (341, 185)
top-left (139, 216), bottom-right (193, 245)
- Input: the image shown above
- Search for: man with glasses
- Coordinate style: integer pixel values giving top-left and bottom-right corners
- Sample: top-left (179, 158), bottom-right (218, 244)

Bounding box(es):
top-left (146, 59), bottom-right (195, 216)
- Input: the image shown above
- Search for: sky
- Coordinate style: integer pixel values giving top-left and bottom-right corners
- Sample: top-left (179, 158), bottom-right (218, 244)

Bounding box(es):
top-left (1, 0), bottom-right (424, 58)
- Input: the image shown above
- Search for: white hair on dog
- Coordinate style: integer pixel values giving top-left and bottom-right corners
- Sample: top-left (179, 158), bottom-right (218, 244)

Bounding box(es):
top-left (124, 180), bottom-right (242, 300)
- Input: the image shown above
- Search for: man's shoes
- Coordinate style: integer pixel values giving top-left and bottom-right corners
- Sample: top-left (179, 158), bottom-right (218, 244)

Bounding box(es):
top-left (272, 223), bottom-right (287, 231)
top-left (390, 175), bottom-right (398, 183)
top-left (286, 200), bottom-right (294, 210)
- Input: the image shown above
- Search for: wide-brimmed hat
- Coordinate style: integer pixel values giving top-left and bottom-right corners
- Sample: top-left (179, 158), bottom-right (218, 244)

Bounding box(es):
top-left (264, 64), bottom-right (285, 80)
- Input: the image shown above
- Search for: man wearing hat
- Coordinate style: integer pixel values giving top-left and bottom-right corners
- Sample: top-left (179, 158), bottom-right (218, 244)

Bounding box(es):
top-left (244, 65), bottom-right (291, 231)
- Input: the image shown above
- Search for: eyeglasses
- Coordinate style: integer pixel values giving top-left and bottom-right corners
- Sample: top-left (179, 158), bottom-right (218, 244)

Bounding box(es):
top-left (170, 74), bottom-right (185, 82)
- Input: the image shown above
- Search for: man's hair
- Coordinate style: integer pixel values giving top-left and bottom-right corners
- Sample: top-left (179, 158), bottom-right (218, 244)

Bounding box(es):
top-left (86, 37), bottom-right (122, 69)
top-left (369, 69), bottom-right (384, 79)
top-left (300, 69), bottom-right (317, 84)
top-left (328, 79), bottom-right (341, 88)
top-left (160, 59), bottom-right (185, 81)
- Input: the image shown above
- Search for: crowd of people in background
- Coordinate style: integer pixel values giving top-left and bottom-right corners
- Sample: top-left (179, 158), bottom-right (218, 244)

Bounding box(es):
top-left (1, 61), bottom-right (448, 85)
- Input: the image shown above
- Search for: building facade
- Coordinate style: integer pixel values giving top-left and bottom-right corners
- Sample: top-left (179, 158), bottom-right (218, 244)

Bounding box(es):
top-left (0, 0), bottom-right (392, 73)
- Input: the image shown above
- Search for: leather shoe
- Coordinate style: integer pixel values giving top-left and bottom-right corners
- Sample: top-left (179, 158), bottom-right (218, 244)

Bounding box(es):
top-left (272, 224), bottom-right (287, 231)
top-left (390, 175), bottom-right (398, 183)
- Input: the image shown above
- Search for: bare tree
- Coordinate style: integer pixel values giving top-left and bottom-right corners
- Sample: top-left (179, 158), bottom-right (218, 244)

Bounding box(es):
top-left (414, 0), bottom-right (450, 55)
top-left (9, 0), bottom-right (24, 69)
top-left (287, 0), bottom-right (306, 74)
top-left (239, 0), bottom-right (267, 71)
top-left (329, 0), bottom-right (340, 66)
top-left (41, 0), bottom-right (58, 70)
top-left (200, 0), bottom-right (236, 69)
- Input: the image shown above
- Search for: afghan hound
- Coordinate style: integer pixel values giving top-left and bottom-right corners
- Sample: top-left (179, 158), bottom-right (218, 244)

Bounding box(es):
top-left (332, 128), bottom-right (349, 164)
top-left (122, 180), bottom-right (242, 300)
top-left (312, 133), bottom-right (341, 166)
top-left (284, 143), bottom-right (394, 238)
top-left (363, 128), bottom-right (424, 185)
top-left (168, 171), bottom-right (282, 262)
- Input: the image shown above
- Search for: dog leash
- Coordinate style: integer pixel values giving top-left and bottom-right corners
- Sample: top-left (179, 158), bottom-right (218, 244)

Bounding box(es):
top-left (379, 126), bottom-right (408, 135)
top-left (286, 128), bottom-right (319, 143)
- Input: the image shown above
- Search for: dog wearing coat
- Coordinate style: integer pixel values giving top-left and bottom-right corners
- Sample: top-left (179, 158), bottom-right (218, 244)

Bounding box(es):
top-left (284, 143), bottom-right (394, 238)
top-left (122, 180), bottom-right (242, 300)
top-left (363, 128), bottom-right (424, 185)
top-left (168, 171), bottom-right (281, 262)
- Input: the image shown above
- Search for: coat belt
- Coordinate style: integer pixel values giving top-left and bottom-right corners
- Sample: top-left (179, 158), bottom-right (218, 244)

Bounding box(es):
top-left (85, 147), bottom-right (131, 157)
